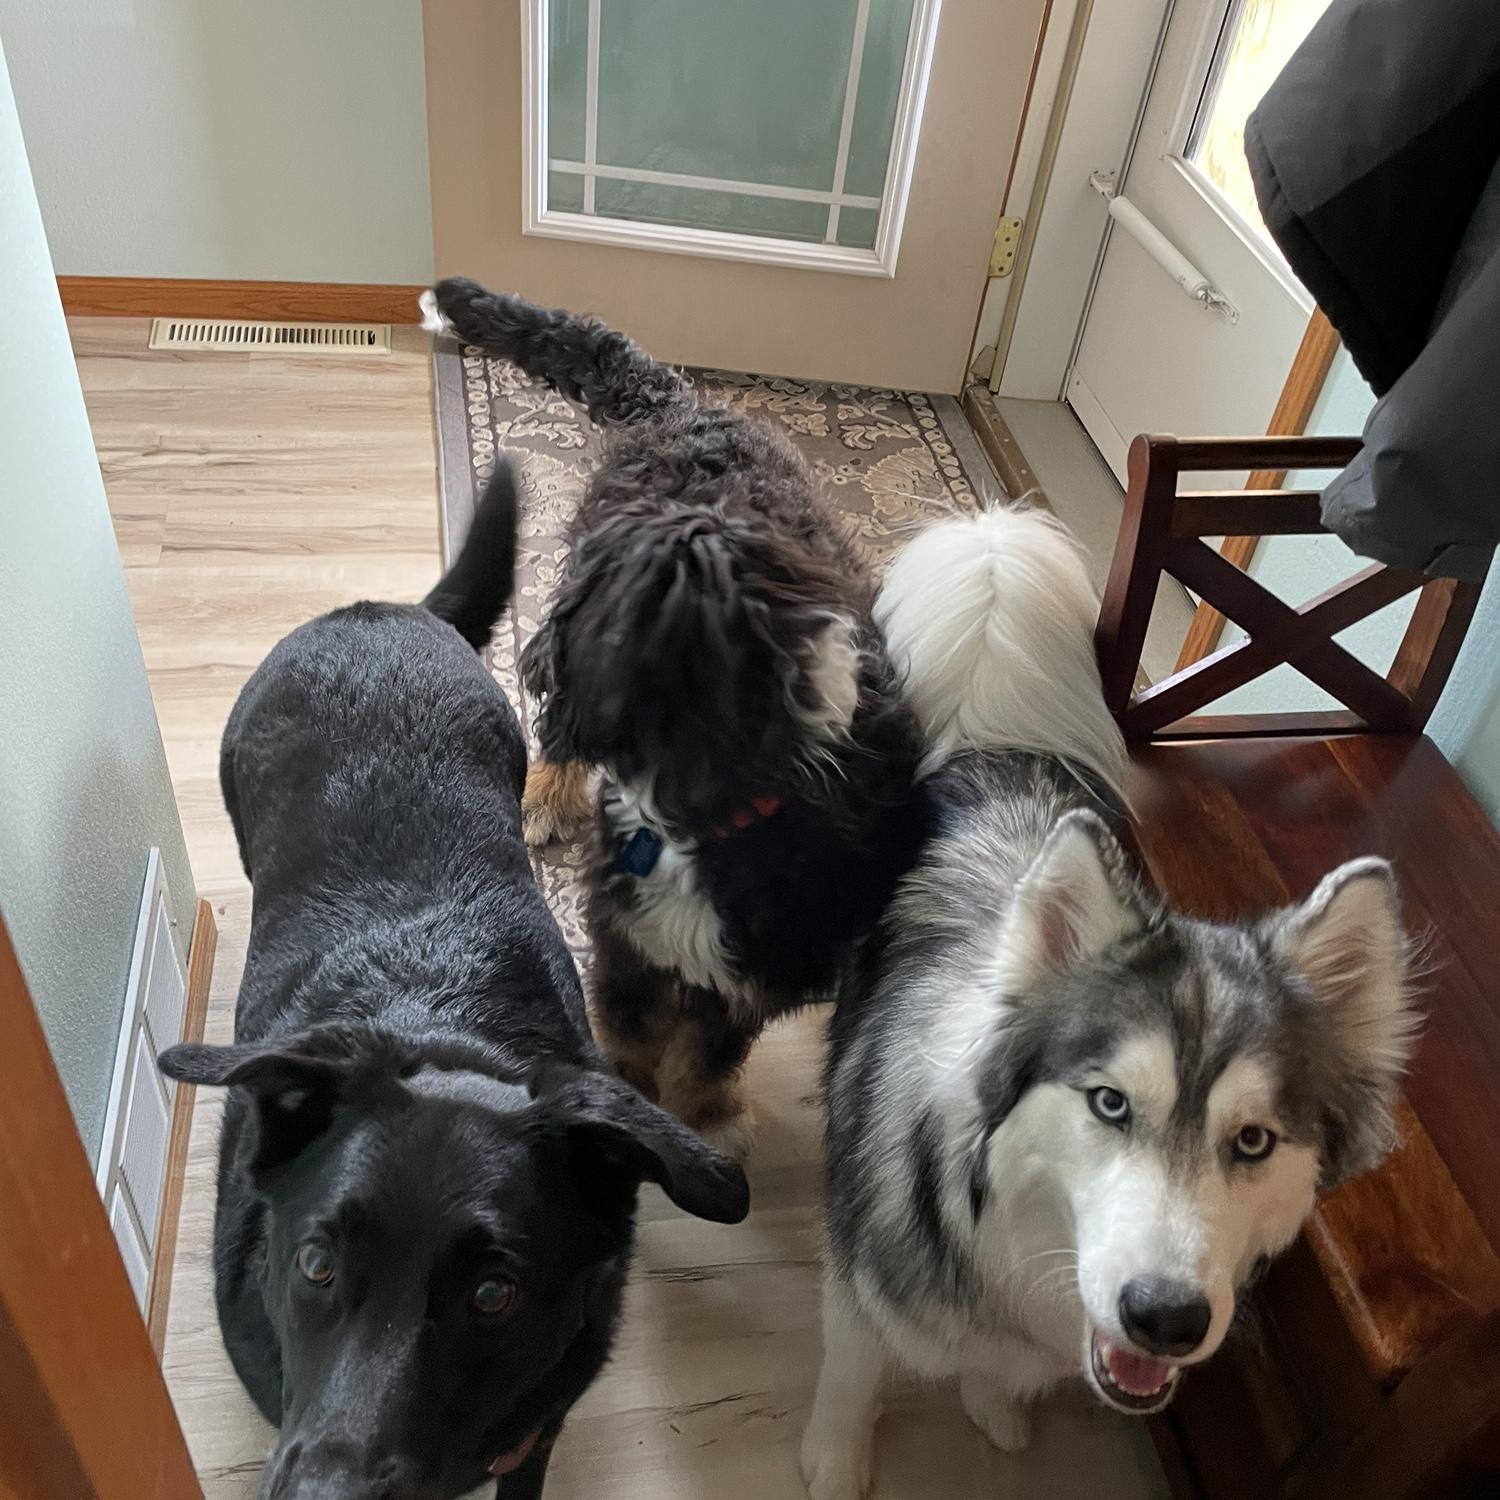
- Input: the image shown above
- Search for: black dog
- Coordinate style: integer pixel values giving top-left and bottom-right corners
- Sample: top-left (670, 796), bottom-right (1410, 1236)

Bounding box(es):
top-left (425, 280), bottom-right (926, 1157)
top-left (159, 461), bottom-right (748, 1500)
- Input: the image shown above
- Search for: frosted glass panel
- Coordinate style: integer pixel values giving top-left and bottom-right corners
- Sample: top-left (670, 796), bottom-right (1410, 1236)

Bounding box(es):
top-left (542, 0), bottom-right (923, 253)
top-left (549, 170), bottom-right (585, 212)
top-left (835, 206), bottom-right (880, 250)
top-left (548, 0), bottom-right (590, 164)
top-left (844, 0), bottom-right (917, 198)
top-left (596, 0), bottom-right (860, 190)
top-left (594, 177), bottom-right (832, 242)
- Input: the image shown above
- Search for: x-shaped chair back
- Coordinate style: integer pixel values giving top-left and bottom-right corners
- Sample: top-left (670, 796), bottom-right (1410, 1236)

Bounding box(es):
top-left (1095, 435), bottom-right (1484, 741)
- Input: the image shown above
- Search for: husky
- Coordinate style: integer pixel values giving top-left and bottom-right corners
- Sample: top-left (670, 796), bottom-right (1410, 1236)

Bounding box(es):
top-left (801, 506), bottom-right (1417, 1499)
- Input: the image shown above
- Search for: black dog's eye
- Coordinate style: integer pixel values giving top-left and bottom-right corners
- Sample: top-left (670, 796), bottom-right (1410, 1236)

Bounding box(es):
top-left (472, 1278), bottom-right (516, 1317)
top-left (1087, 1086), bottom-right (1131, 1127)
top-left (1232, 1124), bottom-right (1277, 1163)
top-left (296, 1242), bottom-right (335, 1286)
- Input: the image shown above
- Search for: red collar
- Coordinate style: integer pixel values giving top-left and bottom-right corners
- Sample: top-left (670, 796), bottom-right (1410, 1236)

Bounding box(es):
top-left (711, 795), bottom-right (783, 839)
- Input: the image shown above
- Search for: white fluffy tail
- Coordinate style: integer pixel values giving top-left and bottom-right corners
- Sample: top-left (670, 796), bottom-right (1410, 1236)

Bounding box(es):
top-left (875, 505), bottom-right (1126, 799)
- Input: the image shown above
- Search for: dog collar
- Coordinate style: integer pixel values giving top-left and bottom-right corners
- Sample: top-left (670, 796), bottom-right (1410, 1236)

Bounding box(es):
top-left (612, 797), bottom-right (784, 876)
top-left (711, 795), bottom-right (783, 839)
top-left (615, 827), bottom-right (663, 876)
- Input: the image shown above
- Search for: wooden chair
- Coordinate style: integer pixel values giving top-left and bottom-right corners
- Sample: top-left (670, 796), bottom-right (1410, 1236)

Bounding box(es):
top-left (1096, 435), bottom-right (1483, 741)
top-left (1095, 434), bottom-right (1500, 1500)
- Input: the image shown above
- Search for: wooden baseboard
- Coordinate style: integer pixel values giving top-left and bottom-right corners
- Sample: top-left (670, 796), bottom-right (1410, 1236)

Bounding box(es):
top-left (58, 276), bottom-right (428, 324)
top-left (145, 899), bottom-right (218, 1356)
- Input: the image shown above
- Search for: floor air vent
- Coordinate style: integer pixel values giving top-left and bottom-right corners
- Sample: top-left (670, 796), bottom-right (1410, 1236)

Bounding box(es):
top-left (147, 317), bottom-right (391, 354)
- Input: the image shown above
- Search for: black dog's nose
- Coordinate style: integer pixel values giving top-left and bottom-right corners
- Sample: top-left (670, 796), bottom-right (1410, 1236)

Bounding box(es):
top-left (1118, 1277), bottom-right (1212, 1357)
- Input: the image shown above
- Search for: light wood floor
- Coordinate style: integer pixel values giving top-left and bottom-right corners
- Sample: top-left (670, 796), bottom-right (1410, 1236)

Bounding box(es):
top-left (75, 316), bottom-right (1167, 1499)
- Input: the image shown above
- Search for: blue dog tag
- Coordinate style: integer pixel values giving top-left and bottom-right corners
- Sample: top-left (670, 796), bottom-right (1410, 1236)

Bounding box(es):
top-left (616, 827), bottom-right (663, 877)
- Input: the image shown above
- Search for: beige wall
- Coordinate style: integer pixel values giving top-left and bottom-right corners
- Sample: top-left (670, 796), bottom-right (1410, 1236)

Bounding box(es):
top-left (424, 0), bottom-right (1044, 394)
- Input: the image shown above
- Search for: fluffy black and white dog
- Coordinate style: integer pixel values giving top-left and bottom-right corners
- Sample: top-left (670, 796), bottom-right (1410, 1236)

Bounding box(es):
top-left (423, 279), bottom-right (926, 1155)
top-left (802, 507), bottom-right (1418, 1500)
top-left (159, 462), bottom-right (748, 1500)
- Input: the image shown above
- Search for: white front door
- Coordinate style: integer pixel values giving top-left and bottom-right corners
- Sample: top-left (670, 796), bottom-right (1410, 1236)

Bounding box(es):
top-left (1067, 0), bottom-right (1335, 480)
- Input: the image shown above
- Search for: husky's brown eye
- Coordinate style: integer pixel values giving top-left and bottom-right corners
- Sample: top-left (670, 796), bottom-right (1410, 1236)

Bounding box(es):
top-left (296, 1242), bottom-right (335, 1285)
top-left (1232, 1125), bottom-right (1276, 1162)
top-left (472, 1278), bottom-right (516, 1317)
top-left (1087, 1086), bottom-right (1130, 1127)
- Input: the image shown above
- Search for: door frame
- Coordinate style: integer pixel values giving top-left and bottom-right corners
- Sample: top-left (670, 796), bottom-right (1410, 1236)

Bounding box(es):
top-left (0, 915), bottom-right (201, 1500)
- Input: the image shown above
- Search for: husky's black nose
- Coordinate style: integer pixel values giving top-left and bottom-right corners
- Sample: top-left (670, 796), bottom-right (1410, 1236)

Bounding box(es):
top-left (1118, 1277), bottom-right (1212, 1356)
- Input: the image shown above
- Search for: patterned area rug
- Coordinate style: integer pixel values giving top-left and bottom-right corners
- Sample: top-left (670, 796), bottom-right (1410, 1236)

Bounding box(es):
top-left (431, 338), bottom-right (992, 965)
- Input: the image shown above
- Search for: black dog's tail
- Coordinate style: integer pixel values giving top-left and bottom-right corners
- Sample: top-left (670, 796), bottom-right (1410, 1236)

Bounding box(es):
top-left (424, 277), bottom-right (690, 427)
top-left (423, 458), bottom-right (518, 648)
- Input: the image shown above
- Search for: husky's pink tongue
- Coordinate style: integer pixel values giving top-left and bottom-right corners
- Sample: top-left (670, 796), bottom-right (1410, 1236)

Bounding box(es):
top-left (488, 1427), bottom-right (542, 1477)
top-left (1102, 1339), bottom-right (1173, 1397)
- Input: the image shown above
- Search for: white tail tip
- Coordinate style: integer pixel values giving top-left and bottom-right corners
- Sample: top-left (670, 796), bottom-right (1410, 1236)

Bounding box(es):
top-left (419, 289), bottom-right (453, 336)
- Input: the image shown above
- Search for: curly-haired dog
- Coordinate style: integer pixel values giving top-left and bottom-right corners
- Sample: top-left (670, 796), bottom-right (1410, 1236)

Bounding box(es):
top-left (424, 279), bottom-right (927, 1154)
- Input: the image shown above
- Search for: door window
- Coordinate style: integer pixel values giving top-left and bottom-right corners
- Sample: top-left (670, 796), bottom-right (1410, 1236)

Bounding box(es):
top-left (1185, 0), bottom-right (1335, 248)
top-left (535, 0), bottom-right (938, 271)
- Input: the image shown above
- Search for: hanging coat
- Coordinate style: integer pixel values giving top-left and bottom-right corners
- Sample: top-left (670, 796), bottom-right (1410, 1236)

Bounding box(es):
top-left (1245, 0), bottom-right (1500, 581)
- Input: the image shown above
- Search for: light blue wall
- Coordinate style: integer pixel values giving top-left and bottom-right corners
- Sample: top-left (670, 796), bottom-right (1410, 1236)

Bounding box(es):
top-left (0, 38), bottom-right (195, 1157)
top-left (0, 0), bottom-right (433, 282)
top-left (1430, 568), bottom-right (1500, 824)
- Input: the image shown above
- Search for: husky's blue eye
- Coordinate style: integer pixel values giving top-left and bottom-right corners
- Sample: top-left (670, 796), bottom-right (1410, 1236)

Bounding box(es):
top-left (1232, 1125), bottom-right (1277, 1162)
top-left (1087, 1086), bottom-right (1130, 1127)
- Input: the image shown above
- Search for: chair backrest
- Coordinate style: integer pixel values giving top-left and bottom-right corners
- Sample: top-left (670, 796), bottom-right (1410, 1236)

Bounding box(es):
top-left (1094, 434), bottom-right (1485, 740)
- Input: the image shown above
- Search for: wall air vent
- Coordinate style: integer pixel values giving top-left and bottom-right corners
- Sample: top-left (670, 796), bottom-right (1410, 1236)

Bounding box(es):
top-left (148, 317), bottom-right (391, 354)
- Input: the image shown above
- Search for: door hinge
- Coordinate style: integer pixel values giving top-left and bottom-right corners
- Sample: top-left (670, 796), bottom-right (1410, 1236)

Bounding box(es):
top-left (988, 215), bottom-right (1023, 278)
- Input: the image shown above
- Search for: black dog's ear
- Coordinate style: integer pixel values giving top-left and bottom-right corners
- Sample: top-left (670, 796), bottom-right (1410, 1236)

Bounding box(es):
top-left (160, 1026), bottom-right (411, 1177)
top-left (532, 1067), bottom-right (750, 1225)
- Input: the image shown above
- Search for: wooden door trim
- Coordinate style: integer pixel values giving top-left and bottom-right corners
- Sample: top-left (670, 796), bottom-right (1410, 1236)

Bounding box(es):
top-left (0, 916), bottom-right (201, 1500)
top-left (145, 899), bottom-right (218, 1356)
top-left (58, 276), bottom-right (427, 324)
top-left (1175, 309), bottom-right (1342, 668)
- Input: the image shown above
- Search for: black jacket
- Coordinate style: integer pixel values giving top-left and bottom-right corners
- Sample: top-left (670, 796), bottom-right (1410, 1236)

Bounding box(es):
top-left (1246, 0), bottom-right (1500, 580)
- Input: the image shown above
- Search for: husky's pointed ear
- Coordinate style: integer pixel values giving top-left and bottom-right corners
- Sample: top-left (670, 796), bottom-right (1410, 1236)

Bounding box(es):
top-left (1275, 856), bottom-right (1416, 1072)
top-left (1000, 811), bottom-right (1145, 988)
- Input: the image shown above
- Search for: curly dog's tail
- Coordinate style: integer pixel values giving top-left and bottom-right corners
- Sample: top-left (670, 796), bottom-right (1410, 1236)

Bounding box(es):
top-left (422, 277), bottom-right (689, 428)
